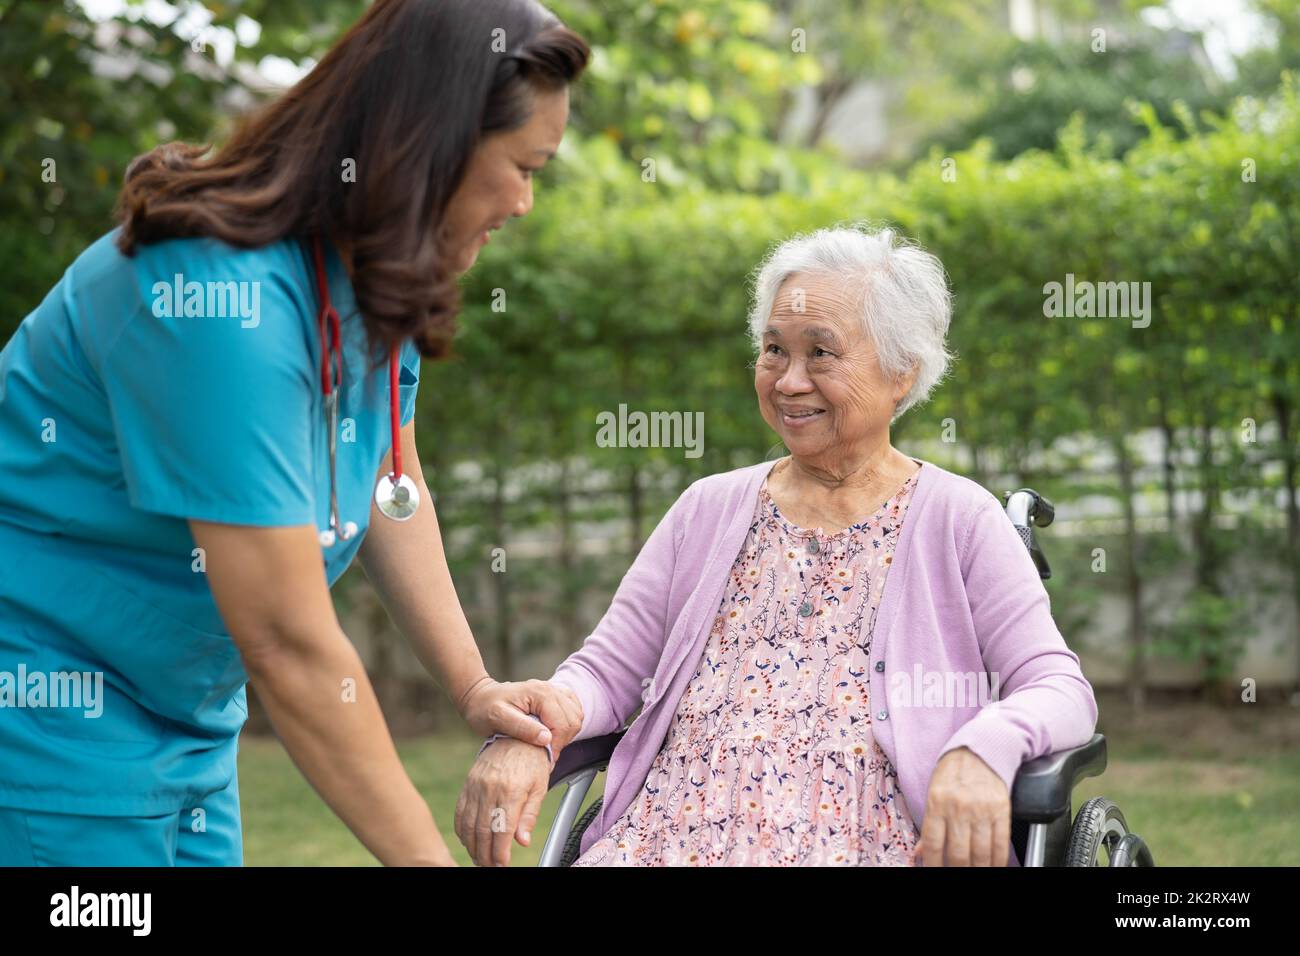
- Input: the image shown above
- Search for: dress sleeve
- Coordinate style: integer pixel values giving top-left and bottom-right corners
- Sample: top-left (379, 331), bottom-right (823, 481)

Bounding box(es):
top-left (936, 496), bottom-right (1099, 795)
top-left (99, 247), bottom-right (317, 526)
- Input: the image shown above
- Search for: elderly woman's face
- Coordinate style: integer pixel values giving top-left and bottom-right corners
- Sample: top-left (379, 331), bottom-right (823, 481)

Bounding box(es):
top-left (755, 273), bottom-right (906, 461)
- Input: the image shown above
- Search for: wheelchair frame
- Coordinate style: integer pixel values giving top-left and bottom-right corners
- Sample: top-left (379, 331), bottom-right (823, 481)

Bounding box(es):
top-left (535, 487), bottom-right (1155, 867)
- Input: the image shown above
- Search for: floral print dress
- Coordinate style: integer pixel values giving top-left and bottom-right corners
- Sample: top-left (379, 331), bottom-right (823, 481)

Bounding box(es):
top-left (574, 468), bottom-right (923, 866)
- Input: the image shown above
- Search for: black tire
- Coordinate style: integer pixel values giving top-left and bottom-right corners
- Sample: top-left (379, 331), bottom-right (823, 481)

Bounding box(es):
top-left (1066, 796), bottom-right (1153, 866)
top-left (558, 798), bottom-right (603, 867)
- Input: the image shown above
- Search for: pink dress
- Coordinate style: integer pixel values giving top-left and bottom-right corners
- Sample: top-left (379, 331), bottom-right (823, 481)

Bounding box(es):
top-left (574, 469), bottom-right (923, 866)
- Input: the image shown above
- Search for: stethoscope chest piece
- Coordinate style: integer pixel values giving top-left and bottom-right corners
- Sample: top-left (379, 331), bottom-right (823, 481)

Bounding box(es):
top-left (308, 233), bottom-right (418, 546)
top-left (375, 471), bottom-right (420, 521)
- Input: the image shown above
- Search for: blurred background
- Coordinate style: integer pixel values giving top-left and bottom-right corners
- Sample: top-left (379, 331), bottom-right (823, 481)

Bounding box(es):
top-left (2, 0), bottom-right (1298, 864)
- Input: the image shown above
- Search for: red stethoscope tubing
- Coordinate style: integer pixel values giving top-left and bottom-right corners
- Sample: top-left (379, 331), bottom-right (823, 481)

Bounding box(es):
top-left (388, 340), bottom-right (402, 480)
top-left (310, 234), bottom-right (402, 483)
top-left (308, 233), bottom-right (421, 544)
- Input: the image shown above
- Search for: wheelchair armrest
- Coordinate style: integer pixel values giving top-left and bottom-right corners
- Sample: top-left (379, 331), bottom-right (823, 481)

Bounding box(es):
top-left (1010, 733), bottom-right (1107, 823)
top-left (547, 731), bottom-right (627, 790)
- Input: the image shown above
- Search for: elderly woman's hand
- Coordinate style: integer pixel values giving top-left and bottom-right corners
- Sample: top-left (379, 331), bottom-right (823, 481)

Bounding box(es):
top-left (454, 737), bottom-right (552, 867)
top-left (458, 677), bottom-right (583, 753)
top-left (918, 746), bottom-right (1011, 866)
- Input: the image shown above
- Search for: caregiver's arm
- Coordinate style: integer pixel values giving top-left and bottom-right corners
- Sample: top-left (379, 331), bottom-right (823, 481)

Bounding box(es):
top-left (191, 519), bottom-right (452, 866)
top-left (356, 420), bottom-right (582, 750)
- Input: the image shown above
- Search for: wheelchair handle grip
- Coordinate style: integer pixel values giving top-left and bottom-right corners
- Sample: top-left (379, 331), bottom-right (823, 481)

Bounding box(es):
top-left (1001, 488), bottom-right (1053, 580)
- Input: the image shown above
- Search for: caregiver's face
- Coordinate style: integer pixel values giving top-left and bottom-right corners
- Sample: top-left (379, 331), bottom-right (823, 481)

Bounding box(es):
top-left (755, 272), bottom-right (905, 461)
top-left (443, 86), bottom-right (570, 274)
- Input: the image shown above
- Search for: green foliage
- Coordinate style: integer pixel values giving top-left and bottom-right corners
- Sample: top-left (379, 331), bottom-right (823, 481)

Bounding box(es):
top-left (920, 36), bottom-right (1233, 161)
top-left (3, 1), bottom-right (1298, 689)
top-left (1150, 588), bottom-right (1254, 682)
top-left (423, 74), bottom-right (1300, 680)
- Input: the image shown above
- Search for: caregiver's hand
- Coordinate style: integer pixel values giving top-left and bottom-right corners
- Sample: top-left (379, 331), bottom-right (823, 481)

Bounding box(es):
top-left (356, 421), bottom-right (581, 758)
top-left (918, 746), bottom-right (1011, 867)
top-left (457, 678), bottom-right (583, 755)
top-left (454, 737), bottom-right (551, 867)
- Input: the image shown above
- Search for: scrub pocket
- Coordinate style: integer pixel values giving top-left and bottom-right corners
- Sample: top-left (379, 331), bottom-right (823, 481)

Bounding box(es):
top-left (33, 624), bottom-right (160, 748)
top-left (0, 768), bottom-right (243, 866)
top-left (0, 805), bottom-right (178, 866)
top-left (72, 562), bottom-right (246, 728)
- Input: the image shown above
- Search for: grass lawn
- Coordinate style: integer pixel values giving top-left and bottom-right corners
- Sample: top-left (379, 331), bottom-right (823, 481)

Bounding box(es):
top-left (238, 698), bottom-right (1300, 866)
top-left (238, 729), bottom-right (604, 867)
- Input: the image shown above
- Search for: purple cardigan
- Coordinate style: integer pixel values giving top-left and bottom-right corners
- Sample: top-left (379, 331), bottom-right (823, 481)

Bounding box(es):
top-left (548, 456), bottom-right (1098, 865)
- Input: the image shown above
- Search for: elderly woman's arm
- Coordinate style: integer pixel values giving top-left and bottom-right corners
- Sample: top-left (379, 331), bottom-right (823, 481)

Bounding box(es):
top-left (546, 482), bottom-right (696, 741)
top-left (936, 495), bottom-right (1100, 792)
top-left (454, 484), bottom-right (695, 865)
top-left (921, 495), bottom-right (1099, 866)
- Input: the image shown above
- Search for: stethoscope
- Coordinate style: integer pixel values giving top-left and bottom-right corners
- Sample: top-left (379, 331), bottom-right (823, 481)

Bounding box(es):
top-left (308, 234), bottom-right (420, 548)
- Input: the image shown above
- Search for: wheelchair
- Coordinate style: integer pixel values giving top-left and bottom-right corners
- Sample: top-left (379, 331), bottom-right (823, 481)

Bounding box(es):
top-left (536, 487), bottom-right (1156, 867)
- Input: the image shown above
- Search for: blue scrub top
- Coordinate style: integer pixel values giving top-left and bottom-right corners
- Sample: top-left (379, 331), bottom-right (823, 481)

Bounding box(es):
top-left (0, 228), bottom-right (420, 815)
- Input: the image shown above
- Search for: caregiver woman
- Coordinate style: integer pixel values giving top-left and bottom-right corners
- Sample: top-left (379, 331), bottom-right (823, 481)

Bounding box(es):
top-left (0, 0), bottom-right (587, 866)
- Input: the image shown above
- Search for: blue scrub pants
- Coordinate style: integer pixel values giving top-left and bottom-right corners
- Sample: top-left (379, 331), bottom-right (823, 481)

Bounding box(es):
top-left (0, 764), bottom-right (242, 866)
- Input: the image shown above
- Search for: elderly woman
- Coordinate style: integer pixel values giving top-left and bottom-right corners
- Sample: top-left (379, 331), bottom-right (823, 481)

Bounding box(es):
top-left (454, 225), bottom-right (1098, 867)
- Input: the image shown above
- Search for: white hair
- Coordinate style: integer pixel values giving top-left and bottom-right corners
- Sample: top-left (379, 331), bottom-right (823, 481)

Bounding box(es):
top-left (746, 222), bottom-right (956, 423)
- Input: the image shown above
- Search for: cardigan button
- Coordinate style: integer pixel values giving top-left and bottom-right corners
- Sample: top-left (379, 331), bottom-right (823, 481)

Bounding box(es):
top-left (798, 602), bottom-right (814, 617)
top-left (877, 710), bottom-right (888, 721)
top-left (807, 539), bottom-right (819, 554)
top-left (875, 661), bottom-right (885, 672)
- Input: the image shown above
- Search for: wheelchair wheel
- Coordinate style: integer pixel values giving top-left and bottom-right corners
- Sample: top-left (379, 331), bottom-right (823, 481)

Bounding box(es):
top-left (558, 797), bottom-right (603, 867)
top-left (1066, 797), bottom-right (1155, 866)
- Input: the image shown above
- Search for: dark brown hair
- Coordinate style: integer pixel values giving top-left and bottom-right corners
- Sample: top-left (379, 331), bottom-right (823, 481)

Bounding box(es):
top-left (114, 0), bottom-right (589, 366)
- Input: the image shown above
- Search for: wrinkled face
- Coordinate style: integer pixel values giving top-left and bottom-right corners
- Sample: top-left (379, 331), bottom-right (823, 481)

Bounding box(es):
top-left (754, 272), bottom-right (914, 465)
top-left (442, 86), bottom-right (569, 274)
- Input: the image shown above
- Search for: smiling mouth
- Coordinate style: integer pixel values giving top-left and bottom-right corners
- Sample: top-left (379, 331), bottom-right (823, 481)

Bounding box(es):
top-left (781, 408), bottom-right (826, 425)
top-left (479, 222), bottom-right (506, 244)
